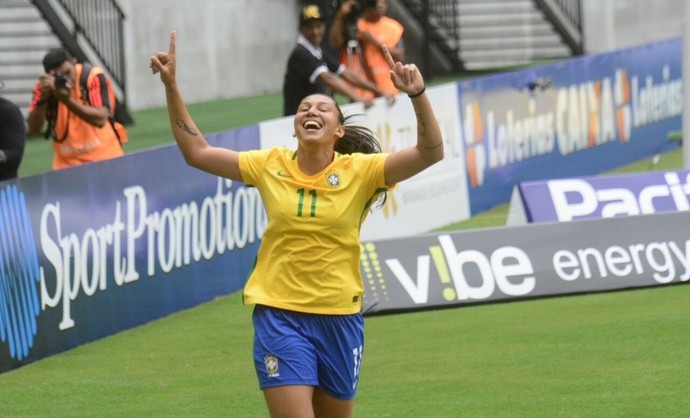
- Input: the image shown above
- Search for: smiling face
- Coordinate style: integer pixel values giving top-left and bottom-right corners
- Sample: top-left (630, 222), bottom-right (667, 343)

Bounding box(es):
top-left (293, 94), bottom-right (345, 148)
top-left (299, 20), bottom-right (325, 48)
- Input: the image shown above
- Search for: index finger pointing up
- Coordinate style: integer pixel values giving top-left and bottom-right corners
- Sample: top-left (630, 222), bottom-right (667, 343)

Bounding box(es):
top-left (383, 45), bottom-right (395, 69)
top-left (169, 31), bottom-right (176, 55)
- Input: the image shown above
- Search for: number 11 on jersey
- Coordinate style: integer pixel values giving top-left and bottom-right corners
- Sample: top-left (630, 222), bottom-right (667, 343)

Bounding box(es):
top-left (297, 188), bottom-right (317, 217)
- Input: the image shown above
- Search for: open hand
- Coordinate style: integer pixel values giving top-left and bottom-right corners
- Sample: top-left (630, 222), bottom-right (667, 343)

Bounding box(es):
top-left (384, 46), bottom-right (424, 96)
top-left (150, 31), bottom-right (176, 86)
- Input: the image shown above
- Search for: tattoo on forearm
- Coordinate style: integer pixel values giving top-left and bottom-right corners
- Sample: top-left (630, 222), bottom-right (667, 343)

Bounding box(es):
top-left (416, 115), bottom-right (441, 149)
top-left (175, 118), bottom-right (198, 136)
top-left (417, 115), bottom-right (427, 137)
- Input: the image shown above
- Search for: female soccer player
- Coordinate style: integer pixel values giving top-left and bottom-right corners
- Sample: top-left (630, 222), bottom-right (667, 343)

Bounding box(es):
top-left (151, 30), bottom-right (443, 418)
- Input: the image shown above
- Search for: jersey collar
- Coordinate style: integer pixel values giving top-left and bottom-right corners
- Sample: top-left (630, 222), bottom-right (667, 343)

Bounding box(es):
top-left (297, 34), bottom-right (322, 59)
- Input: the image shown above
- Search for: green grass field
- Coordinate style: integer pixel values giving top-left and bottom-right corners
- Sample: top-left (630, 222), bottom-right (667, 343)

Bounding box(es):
top-left (1, 283), bottom-right (688, 417)
top-left (6, 85), bottom-right (690, 417)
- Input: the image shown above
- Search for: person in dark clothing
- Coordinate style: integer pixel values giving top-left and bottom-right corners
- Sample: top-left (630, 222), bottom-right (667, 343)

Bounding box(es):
top-left (0, 95), bottom-right (26, 181)
top-left (283, 4), bottom-right (394, 116)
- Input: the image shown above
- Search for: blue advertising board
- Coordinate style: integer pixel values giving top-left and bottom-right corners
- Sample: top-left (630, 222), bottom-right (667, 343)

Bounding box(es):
top-left (459, 38), bottom-right (683, 214)
top-left (513, 170), bottom-right (690, 223)
top-left (0, 127), bottom-right (262, 373)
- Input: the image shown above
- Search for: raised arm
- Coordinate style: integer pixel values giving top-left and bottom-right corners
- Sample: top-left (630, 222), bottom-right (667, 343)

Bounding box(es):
top-left (317, 71), bottom-right (375, 108)
top-left (150, 31), bottom-right (242, 181)
top-left (357, 30), bottom-right (405, 63)
top-left (329, 0), bottom-right (356, 51)
top-left (340, 69), bottom-right (396, 104)
top-left (383, 47), bottom-right (443, 186)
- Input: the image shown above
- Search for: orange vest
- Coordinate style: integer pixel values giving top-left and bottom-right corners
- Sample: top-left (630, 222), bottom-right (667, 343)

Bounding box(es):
top-left (341, 16), bottom-right (404, 98)
top-left (50, 64), bottom-right (125, 169)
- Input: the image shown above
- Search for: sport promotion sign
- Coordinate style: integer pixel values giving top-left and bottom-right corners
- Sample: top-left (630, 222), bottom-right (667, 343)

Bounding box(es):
top-left (0, 128), bottom-right (263, 373)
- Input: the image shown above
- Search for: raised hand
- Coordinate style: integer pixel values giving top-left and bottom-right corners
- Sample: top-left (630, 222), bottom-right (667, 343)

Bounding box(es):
top-left (384, 46), bottom-right (424, 96)
top-left (150, 31), bottom-right (177, 86)
top-left (339, 0), bottom-right (357, 16)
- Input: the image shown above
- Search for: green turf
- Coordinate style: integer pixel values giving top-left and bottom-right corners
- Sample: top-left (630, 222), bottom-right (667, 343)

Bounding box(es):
top-left (1, 285), bottom-right (688, 417)
top-left (360, 284), bottom-right (690, 417)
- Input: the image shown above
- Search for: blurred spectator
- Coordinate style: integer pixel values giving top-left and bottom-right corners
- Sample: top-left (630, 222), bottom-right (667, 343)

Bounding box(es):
top-left (0, 92), bottom-right (26, 181)
top-left (27, 48), bottom-right (126, 169)
top-left (283, 4), bottom-right (395, 116)
top-left (330, 0), bottom-right (405, 98)
top-left (299, 0), bottom-right (342, 63)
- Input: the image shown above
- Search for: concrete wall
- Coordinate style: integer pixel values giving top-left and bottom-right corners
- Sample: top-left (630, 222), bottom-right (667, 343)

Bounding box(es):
top-left (582, 0), bottom-right (683, 54)
top-left (118, 0), bottom-right (684, 111)
top-left (117, 0), bottom-right (300, 110)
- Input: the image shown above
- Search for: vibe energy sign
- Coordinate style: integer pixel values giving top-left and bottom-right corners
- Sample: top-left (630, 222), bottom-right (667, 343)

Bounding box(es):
top-left (360, 211), bottom-right (690, 314)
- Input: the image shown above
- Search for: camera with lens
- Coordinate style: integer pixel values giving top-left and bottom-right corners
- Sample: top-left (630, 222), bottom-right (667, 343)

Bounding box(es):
top-left (54, 73), bottom-right (69, 90)
top-left (342, 0), bottom-right (377, 42)
top-left (348, 0), bottom-right (377, 15)
top-left (361, 0), bottom-right (377, 9)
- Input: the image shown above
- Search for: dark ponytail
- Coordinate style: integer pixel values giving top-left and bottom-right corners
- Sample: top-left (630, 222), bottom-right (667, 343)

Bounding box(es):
top-left (334, 113), bottom-right (387, 208)
top-left (334, 114), bottom-right (381, 155)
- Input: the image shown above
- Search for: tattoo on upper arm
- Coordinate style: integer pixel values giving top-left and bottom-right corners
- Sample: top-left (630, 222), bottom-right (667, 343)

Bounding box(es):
top-left (175, 118), bottom-right (198, 136)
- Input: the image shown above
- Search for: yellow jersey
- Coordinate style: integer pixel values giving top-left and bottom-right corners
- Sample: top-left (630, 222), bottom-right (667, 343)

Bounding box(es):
top-left (239, 147), bottom-right (389, 314)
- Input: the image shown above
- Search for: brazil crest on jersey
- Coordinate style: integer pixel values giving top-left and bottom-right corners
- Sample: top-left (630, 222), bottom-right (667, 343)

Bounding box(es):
top-left (239, 147), bottom-right (390, 314)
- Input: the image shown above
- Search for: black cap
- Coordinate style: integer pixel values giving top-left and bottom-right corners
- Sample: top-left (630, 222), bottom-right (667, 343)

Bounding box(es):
top-left (299, 4), bottom-right (324, 28)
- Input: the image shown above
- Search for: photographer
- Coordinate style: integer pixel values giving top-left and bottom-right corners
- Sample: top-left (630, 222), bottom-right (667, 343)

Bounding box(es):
top-left (329, 0), bottom-right (405, 98)
top-left (28, 48), bottom-right (126, 169)
top-left (329, 0), bottom-right (362, 47)
top-left (283, 4), bottom-right (395, 116)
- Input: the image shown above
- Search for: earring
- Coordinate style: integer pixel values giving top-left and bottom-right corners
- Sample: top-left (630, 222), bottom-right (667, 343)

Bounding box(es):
top-left (292, 133), bottom-right (297, 137)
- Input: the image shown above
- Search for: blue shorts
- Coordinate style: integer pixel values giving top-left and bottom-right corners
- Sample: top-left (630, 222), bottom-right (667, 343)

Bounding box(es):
top-left (252, 305), bottom-right (364, 400)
